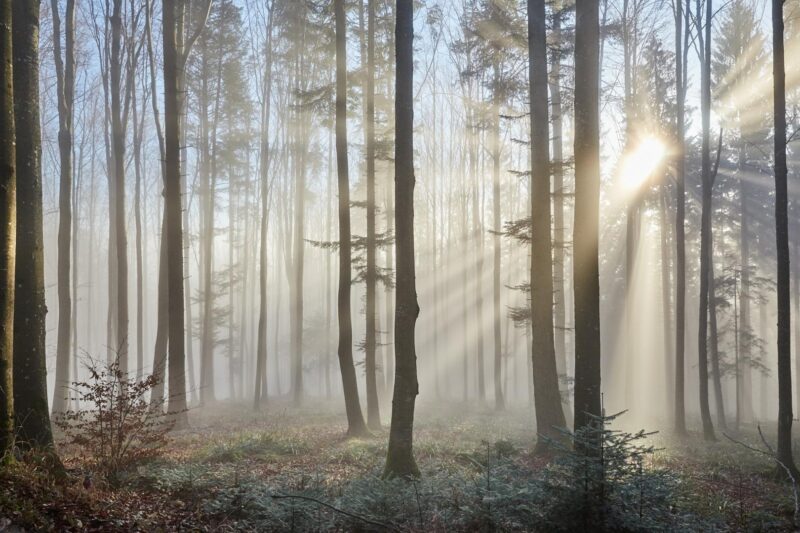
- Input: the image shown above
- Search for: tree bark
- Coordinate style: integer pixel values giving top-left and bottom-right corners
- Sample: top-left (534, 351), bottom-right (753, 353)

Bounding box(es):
top-left (572, 0), bottom-right (602, 436)
top-left (697, 0), bottom-right (716, 441)
top-left (529, 0), bottom-right (566, 449)
top-left (335, 0), bottom-right (368, 437)
top-left (12, 0), bottom-right (52, 450)
top-left (384, 0), bottom-right (419, 478)
top-left (0, 0), bottom-right (16, 457)
top-left (163, 0), bottom-right (188, 428)
top-left (673, 0), bottom-right (688, 436)
top-left (50, 0), bottom-right (75, 415)
top-left (364, 0), bottom-right (381, 429)
top-left (772, 0), bottom-right (798, 478)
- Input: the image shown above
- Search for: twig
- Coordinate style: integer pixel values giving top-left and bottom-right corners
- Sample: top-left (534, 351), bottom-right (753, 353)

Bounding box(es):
top-left (722, 429), bottom-right (799, 526)
top-left (271, 493), bottom-right (397, 531)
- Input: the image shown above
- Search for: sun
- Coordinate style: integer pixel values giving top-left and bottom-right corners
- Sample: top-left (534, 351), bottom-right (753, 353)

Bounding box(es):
top-left (618, 136), bottom-right (668, 190)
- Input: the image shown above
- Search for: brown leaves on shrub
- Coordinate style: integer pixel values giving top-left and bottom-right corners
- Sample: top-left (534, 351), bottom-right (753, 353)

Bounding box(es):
top-left (55, 359), bottom-right (174, 484)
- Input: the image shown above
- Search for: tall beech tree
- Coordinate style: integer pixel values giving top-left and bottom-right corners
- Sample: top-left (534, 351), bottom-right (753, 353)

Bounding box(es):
top-left (0, 0), bottom-right (15, 459)
top-left (364, 0), bottom-right (381, 429)
top-left (12, 0), bottom-right (52, 449)
top-left (335, 0), bottom-right (368, 437)
top-left (50, 0), bottom-right (75, 415)
top-left (384, 0), bottom-right (419, 479)
top-left (696, 0), bottom-right (716, 441)
top-left (572, 0), bottom-right (602, 436)
top-left (772, 0), bottom-right (799, 479)
top-left (528, 0), bottom-right (566, 449)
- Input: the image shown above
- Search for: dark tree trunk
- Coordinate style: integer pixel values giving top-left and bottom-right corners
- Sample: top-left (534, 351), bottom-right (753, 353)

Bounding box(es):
top-left (12, 0), bottom-right (53, 450)
top-left (529, 0), bottom-right (566, 449)
top-left (110, 0), bottom-right (128, 373)
top-left (0, 0), bottom-right (15, 456)
top-left (708, 249), bottom-right (726, 430)
top-left (697, 0), bottom-right (716, 441)
top-left (50, 0), bottom-right (75, 415)
top-left (163, 0), bottom-right (188, 429)
top-left (572, 0), bottom-right (602, 436)
top-left (549, 5), bottom-right (568, 410)
top-left (384, 0), bottom-right (419, 479)
top-left (772, 0), bottom-right (798, 478)
top-left (334, 0), bottom-right (368, 437)
top-left (364, 0), bottom-right (381, 429)
top-left (673, 0), bottom-right (688, 436)
top-left (254, 3), bottom-right (275, 411)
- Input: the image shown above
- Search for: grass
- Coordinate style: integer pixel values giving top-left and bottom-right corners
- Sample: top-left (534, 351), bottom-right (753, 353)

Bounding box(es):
top-left (3, 399), bottom-right (798, 531)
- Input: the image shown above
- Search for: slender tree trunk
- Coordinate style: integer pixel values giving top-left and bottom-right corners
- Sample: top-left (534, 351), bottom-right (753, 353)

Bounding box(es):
top-left (364, 0), bottom-right (381, 429)
top-left (12, 0), bottom-right (52, 449)
top-left (772, 0), bottom-right (798, 478)
top-left (697, 0), bottom-right (716, 441)
top-left (492, 63), bottom-right (504, 411)
top-left (673, 0), bottom-right (688, 436)
top-left (708, 248), bottom-right (726, 430)
top-left (50, 0), bottom-right (75, 415)
top-left (334, 0), bottom-right (368, 436)
top-left (549, 7), bottom-right (568, 408)
top-left (0, 0), bottom-right (16, 456)
top-left (572, 0), bottom-right (602, 436)
top-left (255, 4), bottom-right (274, 410)
top-left (738, 145), bottom-right (754, 422)
top-left (110, 0), bottom-right (129, 373)
top-left (529, 0), bottom-right (566, 449)
top-left (659, 190), bottom-right (674, 416)
top-left (384, 0), bottom-right (419, 478)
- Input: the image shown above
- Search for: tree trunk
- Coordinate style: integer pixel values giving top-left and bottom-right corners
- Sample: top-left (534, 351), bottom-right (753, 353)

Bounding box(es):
top-left (697, 0), bottom-right (716, 441)
top-left (492, 62), bottom-right (504, 411)
top-left (364, 0), bottom-right (381, 429)
top-left (738, 145), bottom-right (754, 422)
top-left (673, 0), bottom-right (688, 436)
top-left (110, 0), bottom-right (128, 373)
top-left (254, 3), bottom-right (274, 411)
top-left (12, 0), bottom-right (52, 450)
top-left (549, 6), bottom-right (568, 411)
top-left (163, 0), bottom-right (188, 429)
top-left (50, 0), bottom-right (75, 415)
top-left (772, 0), bottom-right (798, 478)
top-left (384, 0), bottom-right (419, 478)
top-left (529, 0), bottom-right (566, 449)
top-left (708, 248), bottom-right (726, 430)
top-left (0, 0), bottom-right (16, 456)
top-left (334, 0), bottom-right (368, 437)
top-left (572, 0), bottom-right (602, 436)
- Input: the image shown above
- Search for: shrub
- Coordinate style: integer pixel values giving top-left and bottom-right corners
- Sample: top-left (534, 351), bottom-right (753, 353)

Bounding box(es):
top-left (55, 359), bottom-right (173, 484)
top-left (536, 411), bottom-right (712, 532)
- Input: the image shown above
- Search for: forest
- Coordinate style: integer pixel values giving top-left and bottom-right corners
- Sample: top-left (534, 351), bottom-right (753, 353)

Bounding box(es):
top-left (1, 0), bottom-right (800, 530)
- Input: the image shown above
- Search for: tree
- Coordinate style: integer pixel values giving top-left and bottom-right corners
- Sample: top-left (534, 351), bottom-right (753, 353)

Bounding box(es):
top-left (335, 0), bottom-right (368, 437)
top-left (162, 0), bottom-right (210, 428)
top-left (573, 0), bottom-right (602, 437)
top-left (772, 0), bottom-right (799, 479)
top-left (697, 0), bottom-right (716, 441)
top-left (529, 0), bottom-right (566, 450)
top-left (110, 0), bottom-right (129, 373)
top-left (384, 0), bottom-right (419, 479)
top-left (673, 0), bottom-right (689, 436)
top-left (12, 0), bottom-right (53, 449)
top-left (50, 0), bottom-right (75, 415)
top-left (254, 0), bottom-right (275, 411)
top-left (0, 0), bottom-right (15, 459)
top-left (363, 0), bottom-right (381, 429)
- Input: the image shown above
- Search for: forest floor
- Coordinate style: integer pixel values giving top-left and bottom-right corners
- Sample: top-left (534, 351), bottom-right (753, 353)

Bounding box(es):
top-left (1, 399), bottom-right (798, 531)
